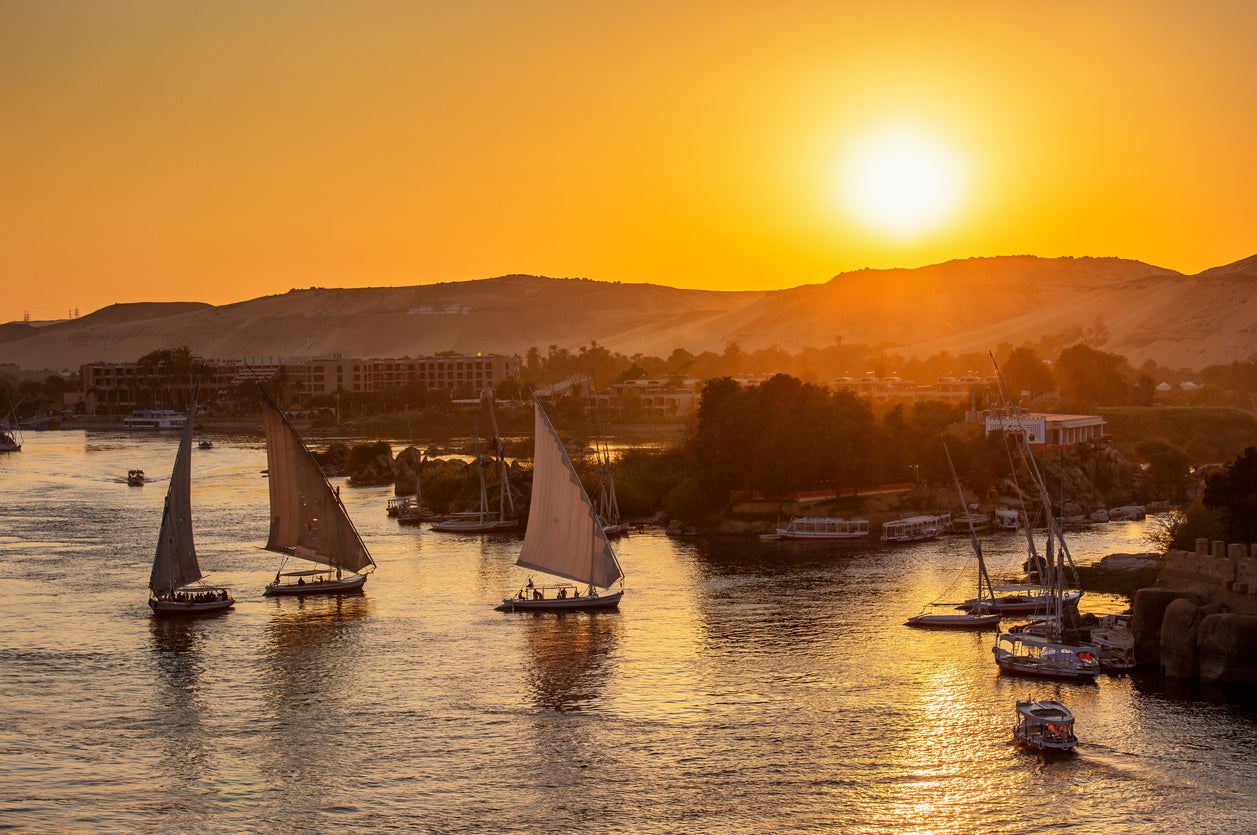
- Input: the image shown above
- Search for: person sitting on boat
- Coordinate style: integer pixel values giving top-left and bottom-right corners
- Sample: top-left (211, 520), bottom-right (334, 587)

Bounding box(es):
top-left (533, 588), bottom-right (543, 600)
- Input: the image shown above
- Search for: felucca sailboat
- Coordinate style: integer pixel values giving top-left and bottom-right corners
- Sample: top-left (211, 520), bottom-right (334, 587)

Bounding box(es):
top-left (431, 392), bottom-right (517, 533)
top-left (260, 386), bottom-right (376, 595)
top-left (905, 441), bottom-right (1000, 629)
top-left (496, 398), bottom-right (624, 612)
top-left (148, 393), bottom-right (234, 616)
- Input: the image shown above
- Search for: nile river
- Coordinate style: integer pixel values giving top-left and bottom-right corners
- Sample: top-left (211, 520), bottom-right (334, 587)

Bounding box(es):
top-left (2, 430), bottom-right (1255, 833)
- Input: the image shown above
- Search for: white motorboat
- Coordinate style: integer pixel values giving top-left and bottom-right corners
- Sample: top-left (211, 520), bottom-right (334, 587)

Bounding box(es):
top-left (760, 516), bottom-right (870, 541)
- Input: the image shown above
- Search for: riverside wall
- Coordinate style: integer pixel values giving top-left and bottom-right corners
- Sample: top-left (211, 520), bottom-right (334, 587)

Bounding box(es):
top-left (1132, 538), bottom-right (1257, 688)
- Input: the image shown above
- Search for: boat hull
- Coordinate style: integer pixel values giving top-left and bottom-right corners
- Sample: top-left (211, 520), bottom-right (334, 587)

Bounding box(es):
top-left (149, 597), bottom-right (234, 617)
top-left (430, 519), bottom-right (518, 533)
top-left (993, 651), bottom-right (1099, 681)
top-left (495, 590), bottom-right (623, 613)
top-left (905, 613), bottom-right (1001, 629)
top-left (264, 573), bottom-right (368, 596)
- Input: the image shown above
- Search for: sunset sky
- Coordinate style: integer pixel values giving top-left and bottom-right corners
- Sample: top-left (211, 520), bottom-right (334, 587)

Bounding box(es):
top-left (4, 1), bottom-right (1256, 324)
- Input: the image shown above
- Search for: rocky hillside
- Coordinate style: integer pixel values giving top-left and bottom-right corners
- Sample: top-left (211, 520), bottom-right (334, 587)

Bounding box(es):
top-left (3, 254), bottom-right (1255, 372)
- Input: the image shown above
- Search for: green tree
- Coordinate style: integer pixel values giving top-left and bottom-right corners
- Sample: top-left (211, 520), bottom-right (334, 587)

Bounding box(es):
top-left (1054, 343), bottom-right (1132, 411)
top-left (1202, 446), bottom-right (1257, 542)
top-left (999, 346), bottom-right (1055, 403)
top-left (1134, 439), bottom-right (1191, 502)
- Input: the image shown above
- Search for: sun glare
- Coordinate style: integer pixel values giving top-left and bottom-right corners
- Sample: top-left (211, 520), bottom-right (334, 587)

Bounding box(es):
top-left (839, 128), bottom-right (966, 239)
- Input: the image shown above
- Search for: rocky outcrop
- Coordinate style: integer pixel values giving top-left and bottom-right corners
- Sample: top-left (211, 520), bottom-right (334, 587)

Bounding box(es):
top-left (1159, 598), bottom-right (1225, 679)
top-left (1132, 587), bottom-right (1198, 669)
top-left (1197, 614), bottom-right (1257, 686)
top-left (1131, 539), bottom-right (1257, 694)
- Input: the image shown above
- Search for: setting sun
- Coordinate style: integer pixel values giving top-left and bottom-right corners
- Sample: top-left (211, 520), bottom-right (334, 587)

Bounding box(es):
top-left (839, 127), bottom-right (968, 239)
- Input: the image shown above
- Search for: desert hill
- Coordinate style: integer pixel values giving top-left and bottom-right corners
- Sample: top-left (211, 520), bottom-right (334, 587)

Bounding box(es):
top-left (2, 255), bottom-right (1255, 372)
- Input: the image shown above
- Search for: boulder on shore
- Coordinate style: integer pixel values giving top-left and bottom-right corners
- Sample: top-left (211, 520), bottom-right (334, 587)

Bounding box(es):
top-left (1132, 587), bottom-right (1198, 669)
top-left (1197, 613), bottom-right (1257, 687)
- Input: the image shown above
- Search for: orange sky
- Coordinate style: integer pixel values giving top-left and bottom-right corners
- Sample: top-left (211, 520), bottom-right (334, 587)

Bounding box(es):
top-left (4, 1), bottom-right (1256, 324)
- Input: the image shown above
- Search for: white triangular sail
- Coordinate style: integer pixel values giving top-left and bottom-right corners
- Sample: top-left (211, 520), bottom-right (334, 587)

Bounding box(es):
top-left (516, 400), bottom-right (623, 589)
top-left (262, 390), bottom-right (374, 573)
top-left (149, 398), bottom-right (202, 595)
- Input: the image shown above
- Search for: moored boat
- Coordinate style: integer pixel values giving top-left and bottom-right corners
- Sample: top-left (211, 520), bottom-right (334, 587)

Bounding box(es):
top-left (123, 409), bottom-right (188, 430)
top-left (960, 585), bottom-right (1082, 615)
top-left (881, 514), bottom-right (948, 543)
top-left (993, 632), bottom-right (1100, 681)
top-left (1089, 613), bottom-right (1135, 673)
top-left (431, 392), bottom-right (516, 533)
top-left (760, 516), bottom-right (870, 541)
top-left (951, 510), bottom-right (990, 533)
top-left (907, 443), bottom-right (1003, 630)
top-left (993, 507), bottom-right (1022, 530)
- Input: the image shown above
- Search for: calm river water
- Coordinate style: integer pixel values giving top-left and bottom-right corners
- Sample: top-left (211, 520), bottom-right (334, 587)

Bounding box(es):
top-left (2, 430), bottom-right (1255, 833)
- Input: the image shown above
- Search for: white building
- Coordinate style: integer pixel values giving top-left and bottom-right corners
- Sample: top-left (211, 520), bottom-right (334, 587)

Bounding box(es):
top-left (984, 412), bottom-right (1106, 446)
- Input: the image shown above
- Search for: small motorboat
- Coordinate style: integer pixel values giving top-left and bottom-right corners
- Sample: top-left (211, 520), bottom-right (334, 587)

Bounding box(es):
top-left (1013, 698), bottom-right (1077, 754)
top-left (198, 438), bottom-right (213, 449)
top-left (127, 468), bottom-right (145, 486)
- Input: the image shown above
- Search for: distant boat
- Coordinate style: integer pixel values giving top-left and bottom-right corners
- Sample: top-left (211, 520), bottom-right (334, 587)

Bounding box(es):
top-left (397, 459), bottom-right (436, 526)
top-left (148, 393), bottom-right (234, 617)
top-left (881, 514), bottom-right (948, 543)
top-left (907, 442), bottom-right (1002, 630)
top-left (759, 516), bottom-right (870, 541)
top-left (123, 409), bottom-right (188, 430)
top-left (951, 510), bottom-right (989, 533)
top-left (993, 507), bottom-right (1022, 531)
top-left (198, 438), bottom-right (213, 449)
top-left (260, 386), bottom-right (376, 596)
top-left (0, 423), bottom-right (20, 453)
top-left (1013, 699), bottom-right (1077, 754)
top-left (127, 468), bottom-right (146, 486)
top-left (1089, 613), bottom-right (1135, 673)
top-left (592, 395), bottom-right (628, 538)
top-left (431, 392), bottom-right (516, 533)
top-left (495, 398), bottom-right (624, 612)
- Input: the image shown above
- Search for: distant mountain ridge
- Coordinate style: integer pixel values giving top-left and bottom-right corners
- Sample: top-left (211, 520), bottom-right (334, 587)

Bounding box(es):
top-left (2, 255), bottom-right (1255, 372)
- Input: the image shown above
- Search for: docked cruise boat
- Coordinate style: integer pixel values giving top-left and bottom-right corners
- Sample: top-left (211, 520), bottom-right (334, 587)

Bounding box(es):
top-left (881, 514), bottom-right (948, 543)
top-left (1013, 699), bottom-right (1077, 754)
top-left (760, 516), bottom-right (870, 541)
top-left (951, 510), bottom-right (990, 533)
top-left (993, 507), bottom-right (1022, 531)
top-left (123, 409), bottom-right (189, 430)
